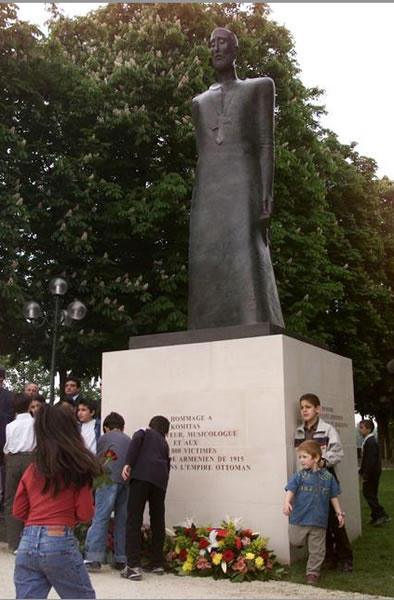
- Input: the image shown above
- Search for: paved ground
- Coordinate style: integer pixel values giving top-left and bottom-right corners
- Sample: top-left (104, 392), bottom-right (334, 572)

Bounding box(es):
top-left (0, 543), bottom-right (387, 600)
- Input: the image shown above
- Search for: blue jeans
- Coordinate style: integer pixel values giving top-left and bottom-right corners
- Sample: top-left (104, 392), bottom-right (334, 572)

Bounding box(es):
top-left (85, 483), bottom-right (128, 563)
top-left (14, 525), bottom-right (95, 599)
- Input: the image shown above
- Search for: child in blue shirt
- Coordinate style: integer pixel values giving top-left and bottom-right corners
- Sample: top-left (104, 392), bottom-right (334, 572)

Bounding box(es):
top-left (284, 440), bottom-right (345, 585)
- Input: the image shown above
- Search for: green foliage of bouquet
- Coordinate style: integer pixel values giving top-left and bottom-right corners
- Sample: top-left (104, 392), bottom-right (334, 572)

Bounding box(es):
top-left (92, 449), bottom-right (118, 490)
top-left (74, 516), bottom-right (115, 564)
top-left (165, 518), bottom-right (284, 582)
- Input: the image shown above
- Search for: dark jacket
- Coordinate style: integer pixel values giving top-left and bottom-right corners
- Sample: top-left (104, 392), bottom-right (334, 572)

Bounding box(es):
top-left (126, 428), bottom-right (170, 492)
top-left (0, 387), bottom-right (14, 464)
top-left (359, 434), bottom-right (381, 480)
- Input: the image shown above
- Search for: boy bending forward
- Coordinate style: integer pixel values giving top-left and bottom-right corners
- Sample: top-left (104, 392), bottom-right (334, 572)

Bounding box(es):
top-left (284, 441), bottom-right (345, 585)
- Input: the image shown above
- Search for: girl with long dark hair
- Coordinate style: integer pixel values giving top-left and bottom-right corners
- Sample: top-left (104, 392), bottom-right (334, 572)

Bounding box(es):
top-left (13, 403), bottom-right (103, 599)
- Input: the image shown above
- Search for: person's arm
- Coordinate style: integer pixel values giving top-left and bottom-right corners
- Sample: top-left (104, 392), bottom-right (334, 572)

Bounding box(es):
top-left (257, 77), bottom-right (275, 246)
top-left (330, 496), bottom-right (345, 528)
top-left (283, 490), bottom-right (295, 516)
top-left (122, 429), bottom-right (145, 480)
top-left (358, 445), bottom-right (365, 476)
top-left (13, 477), bottom-right (30, 522)
top-left (3, 422), bottom-right (12, 454)
top-left (121, 464), bottom-right (131, 481)
top-left (5, 392), bottom-right (15, 424)
top-left (284, 473), bottom-right (299, 515)
top-left (363, 438), bottom-right (379, 479)
top-left (96, 434), bottom-right (109, 459)
top-left (125, 429), bottom-right (145, 468)
top-left (75, 484), bottom-right (95, 523)
top-left (322, 424), bottom-right (344, 468)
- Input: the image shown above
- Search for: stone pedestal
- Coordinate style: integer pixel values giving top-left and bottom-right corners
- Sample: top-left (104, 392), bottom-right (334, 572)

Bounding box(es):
top-left (102, 332), bottom-right (361, 564)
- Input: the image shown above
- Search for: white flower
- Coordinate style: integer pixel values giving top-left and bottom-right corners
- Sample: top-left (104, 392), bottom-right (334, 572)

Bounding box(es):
top-left (207, 529), bottom-right (219, 552)
top-left (180, 517), bottom-right (196, 528)
top-left (223, 515), bottom-right (243, 529)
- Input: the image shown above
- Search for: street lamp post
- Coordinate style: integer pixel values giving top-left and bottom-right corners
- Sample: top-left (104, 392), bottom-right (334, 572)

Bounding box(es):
top-left (23, 277), bottom-right (87, 404)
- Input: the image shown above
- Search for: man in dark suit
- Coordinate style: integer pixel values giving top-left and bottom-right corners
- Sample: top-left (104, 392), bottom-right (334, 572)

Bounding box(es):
top-left (64, 376), bottom-right (83, 406)
top-left (359, 419), bottom-right (390, 526)
top-left (0, 366), bottom-right (14, 511)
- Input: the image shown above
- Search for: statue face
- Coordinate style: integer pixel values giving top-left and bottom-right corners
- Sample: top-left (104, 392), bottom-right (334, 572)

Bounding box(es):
top-left (210, 29), bottom-right (237, 72)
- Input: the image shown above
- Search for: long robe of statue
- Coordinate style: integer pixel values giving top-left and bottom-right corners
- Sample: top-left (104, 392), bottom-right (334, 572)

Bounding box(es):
top-left (188, 28), bottom-right (284, 330)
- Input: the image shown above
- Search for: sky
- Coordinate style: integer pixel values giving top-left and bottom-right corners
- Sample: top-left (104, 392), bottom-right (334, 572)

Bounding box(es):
top-left (15, 2), bottom-right (394, 180)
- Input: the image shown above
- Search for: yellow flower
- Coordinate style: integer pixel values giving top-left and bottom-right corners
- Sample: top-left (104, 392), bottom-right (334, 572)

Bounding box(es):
top-left (255, 556), bottom-right (264, 569)
top-left (175, 545), bottom-right (181, 554)
top-left (212, 553), bottom-right (223, 565)
top-left (182, 560), bottom-right (193, 572)
top-left (245, 552), bottom-right (255, 560)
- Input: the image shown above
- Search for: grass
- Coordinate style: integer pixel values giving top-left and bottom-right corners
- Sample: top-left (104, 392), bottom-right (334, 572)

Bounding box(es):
top-left (283, 469), bottom-right (394, 597)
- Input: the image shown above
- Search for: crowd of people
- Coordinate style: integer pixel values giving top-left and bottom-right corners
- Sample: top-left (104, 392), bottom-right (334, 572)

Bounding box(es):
top-left (0, 366), bottom-right (171, 598)
top-left (0, 364), bottom-right (390, 597)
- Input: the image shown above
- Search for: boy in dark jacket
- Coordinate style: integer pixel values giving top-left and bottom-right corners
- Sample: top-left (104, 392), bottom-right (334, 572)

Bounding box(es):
top-left (359, 419), bottom-right (390, 526)
top-left (121, 415), bottom-right (170, 581)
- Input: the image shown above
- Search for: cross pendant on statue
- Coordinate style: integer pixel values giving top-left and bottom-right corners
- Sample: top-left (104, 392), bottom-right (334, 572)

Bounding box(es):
top-left (211, 114), bottom-right (231, 145)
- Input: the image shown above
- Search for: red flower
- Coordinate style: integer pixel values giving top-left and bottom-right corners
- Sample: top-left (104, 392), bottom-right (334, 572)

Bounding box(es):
top-left (241, 528), bottom-right (253, 538)
top-left (104, 449), bottom-right (118, 461)
top-left (179, 549), bottom-right (187, 561)
top-left (198, 538), bottom-right (210, 549)
top-left (261, 550), bottom-right (269, 560)
top-left (222, 550), bottom-right (235, 563)
top-left (235, 536), bottom-right (242, 550)
top-left (216, 529), bottom-right (228, 538)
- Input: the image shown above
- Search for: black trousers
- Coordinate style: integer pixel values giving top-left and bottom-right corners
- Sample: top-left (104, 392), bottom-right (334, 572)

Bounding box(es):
top-left (325, 502), bottom-right (353, 565)
top-left (5, 453), bottom-right (33, 551)
top-left (363, 474), bottom-right (387, 521)
top-left (126, 479), bottom-right (166, 568)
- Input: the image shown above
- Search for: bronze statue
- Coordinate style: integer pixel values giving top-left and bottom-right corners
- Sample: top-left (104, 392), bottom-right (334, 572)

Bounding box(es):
top-left (188, 27), bottom-right (284, 330)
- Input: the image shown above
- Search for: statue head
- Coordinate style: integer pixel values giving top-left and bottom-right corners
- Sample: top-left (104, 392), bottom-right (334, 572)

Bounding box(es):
top-left (210, 28), bottom-right (238, 74)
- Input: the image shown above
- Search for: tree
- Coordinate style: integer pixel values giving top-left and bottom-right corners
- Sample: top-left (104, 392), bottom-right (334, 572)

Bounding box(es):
top-left (1, 2), bottom-right (393, 430)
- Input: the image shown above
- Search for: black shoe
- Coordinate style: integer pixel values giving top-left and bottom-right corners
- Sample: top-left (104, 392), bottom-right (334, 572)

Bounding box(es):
top-left (120, 566), bottom-right (143, 581)
top-left (142, 564), bottom-right (165, 575)
top-left (112, 562), bottom-right (126, 571)
top-left (373, 515), bottom-right (391, 526)
top-left (341, 561), bottom-right (353, 573)
top-left (84, 561), bottom-right (101, 572)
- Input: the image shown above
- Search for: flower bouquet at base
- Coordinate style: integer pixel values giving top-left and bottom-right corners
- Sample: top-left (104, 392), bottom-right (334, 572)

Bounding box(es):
top-left (165, 517), bottom-right (284, 582)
